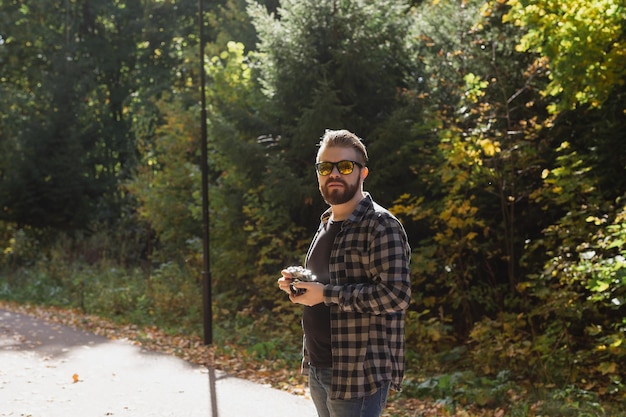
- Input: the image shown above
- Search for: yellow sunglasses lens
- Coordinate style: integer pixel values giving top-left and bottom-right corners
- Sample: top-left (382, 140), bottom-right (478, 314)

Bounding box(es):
top-left (315, 160), bottom-right (360, 176)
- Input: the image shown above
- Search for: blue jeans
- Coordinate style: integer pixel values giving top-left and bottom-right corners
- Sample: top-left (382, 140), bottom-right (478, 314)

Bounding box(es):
top-left (309, 366), bottom-right (390, 417)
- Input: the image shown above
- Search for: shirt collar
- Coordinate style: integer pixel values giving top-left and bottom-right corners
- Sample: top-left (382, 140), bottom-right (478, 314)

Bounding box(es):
top-left (320, 192), bottom-right (373, 225)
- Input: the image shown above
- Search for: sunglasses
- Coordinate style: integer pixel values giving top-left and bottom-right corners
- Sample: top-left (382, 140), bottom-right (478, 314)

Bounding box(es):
top-left (315, 160), bottom-right (363, 176)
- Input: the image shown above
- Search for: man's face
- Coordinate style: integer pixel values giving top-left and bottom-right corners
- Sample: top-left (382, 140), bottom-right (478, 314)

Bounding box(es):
top-left (316, 146), bottom-right (365, 205)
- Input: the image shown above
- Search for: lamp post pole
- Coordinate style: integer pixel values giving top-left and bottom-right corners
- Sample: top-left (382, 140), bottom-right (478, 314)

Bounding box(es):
top-left (198, 0), bottom-right (212, 345)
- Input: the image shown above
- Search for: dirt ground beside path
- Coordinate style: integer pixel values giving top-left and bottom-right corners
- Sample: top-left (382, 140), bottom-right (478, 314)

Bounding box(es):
top-left (0, 309), bottom-right (316, 417)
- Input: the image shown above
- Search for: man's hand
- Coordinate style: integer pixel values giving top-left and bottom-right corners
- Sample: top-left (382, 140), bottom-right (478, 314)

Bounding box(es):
top-left (277, 269), bottom-right (324, 306)
top-left (277, 269), bottom-right (294, 295)
top-left (289, 281), bottom-right (325, 306)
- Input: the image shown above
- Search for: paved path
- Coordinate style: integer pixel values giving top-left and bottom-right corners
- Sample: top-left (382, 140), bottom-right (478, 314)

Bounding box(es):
top-left (0, 309), bottom-right (316, 417)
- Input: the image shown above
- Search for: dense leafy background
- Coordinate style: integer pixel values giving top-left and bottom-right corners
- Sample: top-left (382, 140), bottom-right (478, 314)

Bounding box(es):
top-left (1, 0), bottom-right (624, 415)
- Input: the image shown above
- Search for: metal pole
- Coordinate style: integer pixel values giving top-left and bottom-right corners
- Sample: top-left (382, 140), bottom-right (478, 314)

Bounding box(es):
top-left (198, 0), bottom-right (212, 345)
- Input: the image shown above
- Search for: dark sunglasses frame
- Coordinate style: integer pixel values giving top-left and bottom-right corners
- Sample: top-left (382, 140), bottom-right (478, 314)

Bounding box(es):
top-left (315, 160), bottom-right (363, 176)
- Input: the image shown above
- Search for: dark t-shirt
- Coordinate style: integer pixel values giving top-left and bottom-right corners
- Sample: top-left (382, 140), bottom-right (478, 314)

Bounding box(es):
top-left (302, 219), bottom-right (343, 368)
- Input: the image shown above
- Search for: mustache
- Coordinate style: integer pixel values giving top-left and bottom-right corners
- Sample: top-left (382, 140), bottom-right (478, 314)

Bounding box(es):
top-left (325, 179), bottom-right (347, 186)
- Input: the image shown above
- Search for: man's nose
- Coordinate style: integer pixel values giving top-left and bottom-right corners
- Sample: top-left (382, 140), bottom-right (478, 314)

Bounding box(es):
top-left (329, 165), bottom-right (342, 176)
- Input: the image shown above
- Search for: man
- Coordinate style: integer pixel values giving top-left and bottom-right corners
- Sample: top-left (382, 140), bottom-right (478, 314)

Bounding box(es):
top-left (278, 129), bottom-right (411, 417)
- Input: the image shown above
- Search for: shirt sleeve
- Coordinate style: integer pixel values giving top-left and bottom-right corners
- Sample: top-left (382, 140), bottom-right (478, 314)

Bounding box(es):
top-left (324, 213), bottom-right (411, 314)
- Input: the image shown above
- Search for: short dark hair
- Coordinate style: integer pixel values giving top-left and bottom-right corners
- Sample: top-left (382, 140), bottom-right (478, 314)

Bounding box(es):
top-left (317, 129), bottom-right (368, 164)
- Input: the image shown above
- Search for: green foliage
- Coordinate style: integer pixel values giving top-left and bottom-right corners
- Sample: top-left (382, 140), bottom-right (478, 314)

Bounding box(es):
top-left (467, 313), bottom-right (533, 378)
top-left (126, 98), bottom-right (203, 263)
top-left (145, 261), bottom-right (203, 331)
top-left (504, 0), bottom-right (626, 111)
top-left (0, 222), bottom-right (40, 269)
top-left (391, 2), bottom-right (625, 408)
top-left (240, 0), bottom-right (424, 291)
top-left (394, 0), bottom-right (549, 337)
top-left (214, 298), bottom-right (303, 364)
top-left (248, 0), bottom-right (412, 140)
top-left (534, 386), bottom-right (614, 417)
top-left (405, 370), bottom-right (517, 409)
top-left (0, 0), bottom-right (198, 229)
top-left (0, 224), bottom-right (204, 332)
top-left (520, 140), bottom-right (625, 399)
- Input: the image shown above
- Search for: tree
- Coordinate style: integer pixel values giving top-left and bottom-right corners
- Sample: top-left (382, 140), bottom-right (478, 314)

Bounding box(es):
top-left (504, 0), bottom-right (626, 112)
top-left (390, 0), bottom-right (552, 335)
top-left (0, 0), bottom-right (198, 230)
top-left (247, 0), bottom-right (415, 224)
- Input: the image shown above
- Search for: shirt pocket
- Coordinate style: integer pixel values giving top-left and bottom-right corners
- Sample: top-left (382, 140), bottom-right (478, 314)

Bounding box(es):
top-left (339, 247), bottom-right (370, 284)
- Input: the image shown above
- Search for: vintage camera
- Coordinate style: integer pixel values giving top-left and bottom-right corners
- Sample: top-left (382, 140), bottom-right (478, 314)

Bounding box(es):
top-left (285, 265), bottom-right (316, 296)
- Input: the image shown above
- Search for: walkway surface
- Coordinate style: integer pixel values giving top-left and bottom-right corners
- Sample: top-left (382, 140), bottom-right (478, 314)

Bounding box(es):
top-left (0, 308), bottom-right (317, 417)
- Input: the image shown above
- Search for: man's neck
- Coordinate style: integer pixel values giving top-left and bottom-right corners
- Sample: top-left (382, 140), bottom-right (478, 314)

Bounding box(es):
top-left (330, 191), bottom-right (366, 221)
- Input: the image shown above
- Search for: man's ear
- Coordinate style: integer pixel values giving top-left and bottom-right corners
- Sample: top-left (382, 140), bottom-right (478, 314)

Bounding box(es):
top-left (361, 166), bottom-right (369, 181)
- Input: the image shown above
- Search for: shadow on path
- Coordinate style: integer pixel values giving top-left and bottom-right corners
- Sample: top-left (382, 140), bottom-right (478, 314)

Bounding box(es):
top-left (1, 309), bottom-right (108, 357)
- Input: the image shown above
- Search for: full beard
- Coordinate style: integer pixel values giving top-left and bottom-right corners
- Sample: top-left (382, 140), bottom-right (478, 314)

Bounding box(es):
top-left (320, 179), bottom-right (359, 205)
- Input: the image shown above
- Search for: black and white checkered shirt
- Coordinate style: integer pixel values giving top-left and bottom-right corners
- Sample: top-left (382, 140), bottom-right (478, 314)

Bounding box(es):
top-left (303, 193), bottom-right (411, 400)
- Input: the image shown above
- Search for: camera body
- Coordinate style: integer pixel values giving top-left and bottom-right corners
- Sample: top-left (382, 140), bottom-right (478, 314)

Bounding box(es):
top-left (285, 265), bottom-right (316, 296)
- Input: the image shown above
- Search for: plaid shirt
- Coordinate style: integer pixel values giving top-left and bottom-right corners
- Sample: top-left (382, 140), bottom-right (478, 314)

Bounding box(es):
top-left (303, 193), bottom-right (411, 400)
